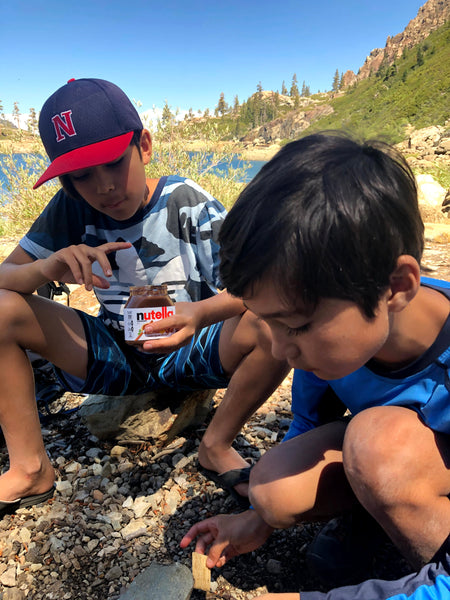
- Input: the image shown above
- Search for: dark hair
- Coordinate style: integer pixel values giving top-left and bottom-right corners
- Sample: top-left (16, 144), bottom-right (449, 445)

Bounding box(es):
top-left (59, 129), bottom-right (143, 200)
top-left (219, 131), bottom-right (423, 318)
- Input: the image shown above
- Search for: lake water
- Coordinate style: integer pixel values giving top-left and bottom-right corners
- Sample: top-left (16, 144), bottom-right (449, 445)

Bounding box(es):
top-left (0, 152), bottom-right (266, 195)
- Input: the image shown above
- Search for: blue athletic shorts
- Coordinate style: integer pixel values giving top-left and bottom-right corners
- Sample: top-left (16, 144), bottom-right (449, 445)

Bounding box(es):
top-left (54, 310), bottom-right (230, 396)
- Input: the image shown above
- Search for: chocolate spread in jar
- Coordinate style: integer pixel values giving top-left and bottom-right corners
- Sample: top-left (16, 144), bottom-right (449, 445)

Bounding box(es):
top-left (123, 284), bottom-right (175, 345)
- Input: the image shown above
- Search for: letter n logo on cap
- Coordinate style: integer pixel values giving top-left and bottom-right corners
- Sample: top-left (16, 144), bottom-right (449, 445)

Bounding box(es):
top-left (52, 110), bottom-right (77, 142)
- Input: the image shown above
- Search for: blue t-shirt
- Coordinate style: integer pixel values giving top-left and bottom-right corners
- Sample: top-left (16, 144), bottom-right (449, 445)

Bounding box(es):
top-left (286, 277), bottom-right (450, 438)
top-left (20, 175), bottom-right (227, 330)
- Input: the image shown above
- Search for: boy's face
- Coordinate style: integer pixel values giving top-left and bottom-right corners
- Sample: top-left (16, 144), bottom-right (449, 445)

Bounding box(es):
top-left (243, 278), bottom-right (391, 381)
top-left (67, 131), bottom-right (152, 221)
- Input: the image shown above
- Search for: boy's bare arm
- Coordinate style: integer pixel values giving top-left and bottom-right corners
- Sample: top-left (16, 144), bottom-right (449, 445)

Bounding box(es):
top-left (190, 290), bottom-right (247, 326)
top-left (0, 246), bottom-right (52, 293)
top-left (0, 242), bottom-right (132, 294)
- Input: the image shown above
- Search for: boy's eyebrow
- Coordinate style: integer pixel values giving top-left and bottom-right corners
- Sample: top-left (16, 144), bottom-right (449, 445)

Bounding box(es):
top-left (243, 302), bottom-right (308, 319)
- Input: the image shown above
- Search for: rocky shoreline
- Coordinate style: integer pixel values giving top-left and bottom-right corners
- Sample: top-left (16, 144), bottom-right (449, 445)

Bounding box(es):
top-left (0, 136), bottom-right (280, 164)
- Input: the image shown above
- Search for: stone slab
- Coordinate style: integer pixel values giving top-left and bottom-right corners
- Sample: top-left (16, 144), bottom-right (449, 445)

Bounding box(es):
top-left (118, 562), bottom-right (193, 600)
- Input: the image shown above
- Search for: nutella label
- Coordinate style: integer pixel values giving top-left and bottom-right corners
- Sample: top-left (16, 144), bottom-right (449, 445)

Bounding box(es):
top-left (124, 305), bottom-right (176, 342)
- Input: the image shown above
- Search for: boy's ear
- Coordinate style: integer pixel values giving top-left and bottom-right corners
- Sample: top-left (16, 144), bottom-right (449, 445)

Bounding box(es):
top-left (387, 255), bottom-right (421, 313)
top-left (140, 129), bottom-right (152, 165)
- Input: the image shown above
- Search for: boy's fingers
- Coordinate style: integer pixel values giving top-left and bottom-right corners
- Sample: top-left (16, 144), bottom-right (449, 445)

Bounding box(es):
top-left (91, 275), bottom-right (110, 289)
top-left (96, 241), bottom-right (132, 275)
top-left (194, 532), bottom-right (215, 554)
top-left (102, 241), bottom-right (132, 253)
top-left (214, 555), bottom-right (227, 568)
top-left (205, 541), bottom-right (229, 568)
top-left (180, 523), bottom-right (218, 552)
top-left (145, 316), bottom-right (179, 331)
top-left (180, 523), bottom-right (206, 548)
top-left (58, 253), bottom-right (84, 286)
top-left (92, 253), bottom-right (113, 278)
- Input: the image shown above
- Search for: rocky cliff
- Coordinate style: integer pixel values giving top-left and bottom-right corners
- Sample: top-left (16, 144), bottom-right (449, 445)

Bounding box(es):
top-left (342, 0), bottom-right (450, 87)
top-left (243, 0), bottom-right (449, 146)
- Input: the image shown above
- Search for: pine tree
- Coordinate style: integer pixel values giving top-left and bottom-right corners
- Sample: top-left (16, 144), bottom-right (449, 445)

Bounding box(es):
top-left (28, 107), bottom-right (38, 133)
top-left (332, 69), bottom-right (340, 92)
top-left (281, 80), bottom-right (288, 95)
top-left (290, 74), bottom-right (299, 98)
top-left (273, 91), bottom-right (280, 109)
top-left (216, 92), bottom-right (227, 117)
top-left (233, 95), bottom-right (240, 115)
top-left (161, 101), bottom-right (174, 127)
top-left (13, 101), bottom-right (20, 129)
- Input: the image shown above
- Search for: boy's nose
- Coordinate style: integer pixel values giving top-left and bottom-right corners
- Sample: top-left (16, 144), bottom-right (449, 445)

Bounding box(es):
top-left (97, 180), bottom-right (115, 194)
top-left (270, 333), bottom-right (300, 362)
top-left (94, 170), bottom-right (115, 194)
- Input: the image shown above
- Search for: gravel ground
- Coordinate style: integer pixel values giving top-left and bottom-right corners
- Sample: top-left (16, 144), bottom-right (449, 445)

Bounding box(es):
top-left (0, 235), bottom-right (448, 599)
top-left (0, 378), bottom-right (411, 600)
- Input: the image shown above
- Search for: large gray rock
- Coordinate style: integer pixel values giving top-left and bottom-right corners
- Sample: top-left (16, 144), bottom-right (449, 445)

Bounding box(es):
top-left (118, 562), bottom-right (193, 600)
top-left (78, 388), bottom-right (215, 444)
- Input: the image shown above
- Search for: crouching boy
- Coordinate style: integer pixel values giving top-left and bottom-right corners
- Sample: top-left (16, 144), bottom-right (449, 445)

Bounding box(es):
top-left (181, 132), bottom-right (450, 598)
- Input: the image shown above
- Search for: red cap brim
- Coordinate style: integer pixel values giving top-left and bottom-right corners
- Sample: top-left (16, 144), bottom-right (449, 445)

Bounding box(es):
top-left (33, 131), bottom-right (134, 189)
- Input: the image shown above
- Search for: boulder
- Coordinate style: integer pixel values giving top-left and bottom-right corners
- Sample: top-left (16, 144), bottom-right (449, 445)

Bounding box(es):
top-left (78, 388), bottom-right (215, 445)
top-left (416, 173), bottom-right (447, 208)
top-left (118, 562), bottom-right (193, 600)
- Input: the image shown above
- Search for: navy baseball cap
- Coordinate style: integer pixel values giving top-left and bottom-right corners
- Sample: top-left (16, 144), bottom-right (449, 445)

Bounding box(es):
top-left (34, 78), bottom-right (143, 189)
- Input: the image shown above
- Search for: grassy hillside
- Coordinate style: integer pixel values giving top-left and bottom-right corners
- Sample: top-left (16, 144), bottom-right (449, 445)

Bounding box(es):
top-left (289, 21), bottom-right (450, 143)
top-left (181, 20), bottom-right (449, 145)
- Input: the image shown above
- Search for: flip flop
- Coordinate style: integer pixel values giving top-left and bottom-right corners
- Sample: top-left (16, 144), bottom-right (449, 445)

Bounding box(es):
top-left (0, 485), bottom-right (55, 518)
top-left (199, 465), bottom-right (252, 509)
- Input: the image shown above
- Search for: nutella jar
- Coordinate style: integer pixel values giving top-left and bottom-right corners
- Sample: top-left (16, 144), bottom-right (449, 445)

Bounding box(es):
top-left (123, 285), bottom-right (175, 345)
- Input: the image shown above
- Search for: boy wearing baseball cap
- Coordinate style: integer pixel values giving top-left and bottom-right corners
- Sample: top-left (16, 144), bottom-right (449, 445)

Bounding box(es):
top-left (0, 78), bottom-right (288, 513)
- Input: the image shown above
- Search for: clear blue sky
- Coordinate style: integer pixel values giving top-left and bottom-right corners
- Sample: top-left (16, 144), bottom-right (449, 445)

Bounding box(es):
top-left (2, 0), bottom-right (426, 119)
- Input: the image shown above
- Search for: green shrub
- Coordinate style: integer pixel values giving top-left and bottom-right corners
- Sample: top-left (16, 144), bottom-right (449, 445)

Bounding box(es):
top-left (0, 124), bottom-right (249, 238)
top-left (0, 140), bottom-right (59, 237)
top-left (146, 121), bottom-right (248, 210)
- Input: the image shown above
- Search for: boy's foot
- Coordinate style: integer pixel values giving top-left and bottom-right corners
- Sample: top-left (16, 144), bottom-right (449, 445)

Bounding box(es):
top-left (197, 443), bottom-right (252, 499)
top-left (199, 465), bottom-right (252, 509)
top-left (0, 485), bottom-right (55, 518)
top-left (0, 462), bottom-right (56, 505)
top-left (306, 506), bottom-right (391, 587)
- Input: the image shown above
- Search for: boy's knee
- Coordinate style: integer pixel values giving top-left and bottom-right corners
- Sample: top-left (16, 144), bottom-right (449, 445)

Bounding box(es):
top-left (0, 289), bottom-right (25, 322)
top-left (343, 406), bottom-right (421, 502)
top-left (249, 462), bottom-right (293, 529)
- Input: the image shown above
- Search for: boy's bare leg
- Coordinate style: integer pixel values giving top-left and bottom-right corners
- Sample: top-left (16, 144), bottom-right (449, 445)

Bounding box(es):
top-left (343, 406), bottom-right (450, 567)
top-left (249, 420), bottom-right (357, 527)
top-left (246, 407), bottom-right (450, 570)
top-left (181, 420), bottom-right (354, 569)
top-left (198, 310), bottom-right (289, 494)
top-left (0, 290), bottom-right (88, 502)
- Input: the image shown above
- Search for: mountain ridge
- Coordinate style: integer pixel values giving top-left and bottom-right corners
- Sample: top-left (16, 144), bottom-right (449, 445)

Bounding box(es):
top-left (237, 0), bottom-right (449, 147)
top-left (342, 0), bottom-right (450, 87)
